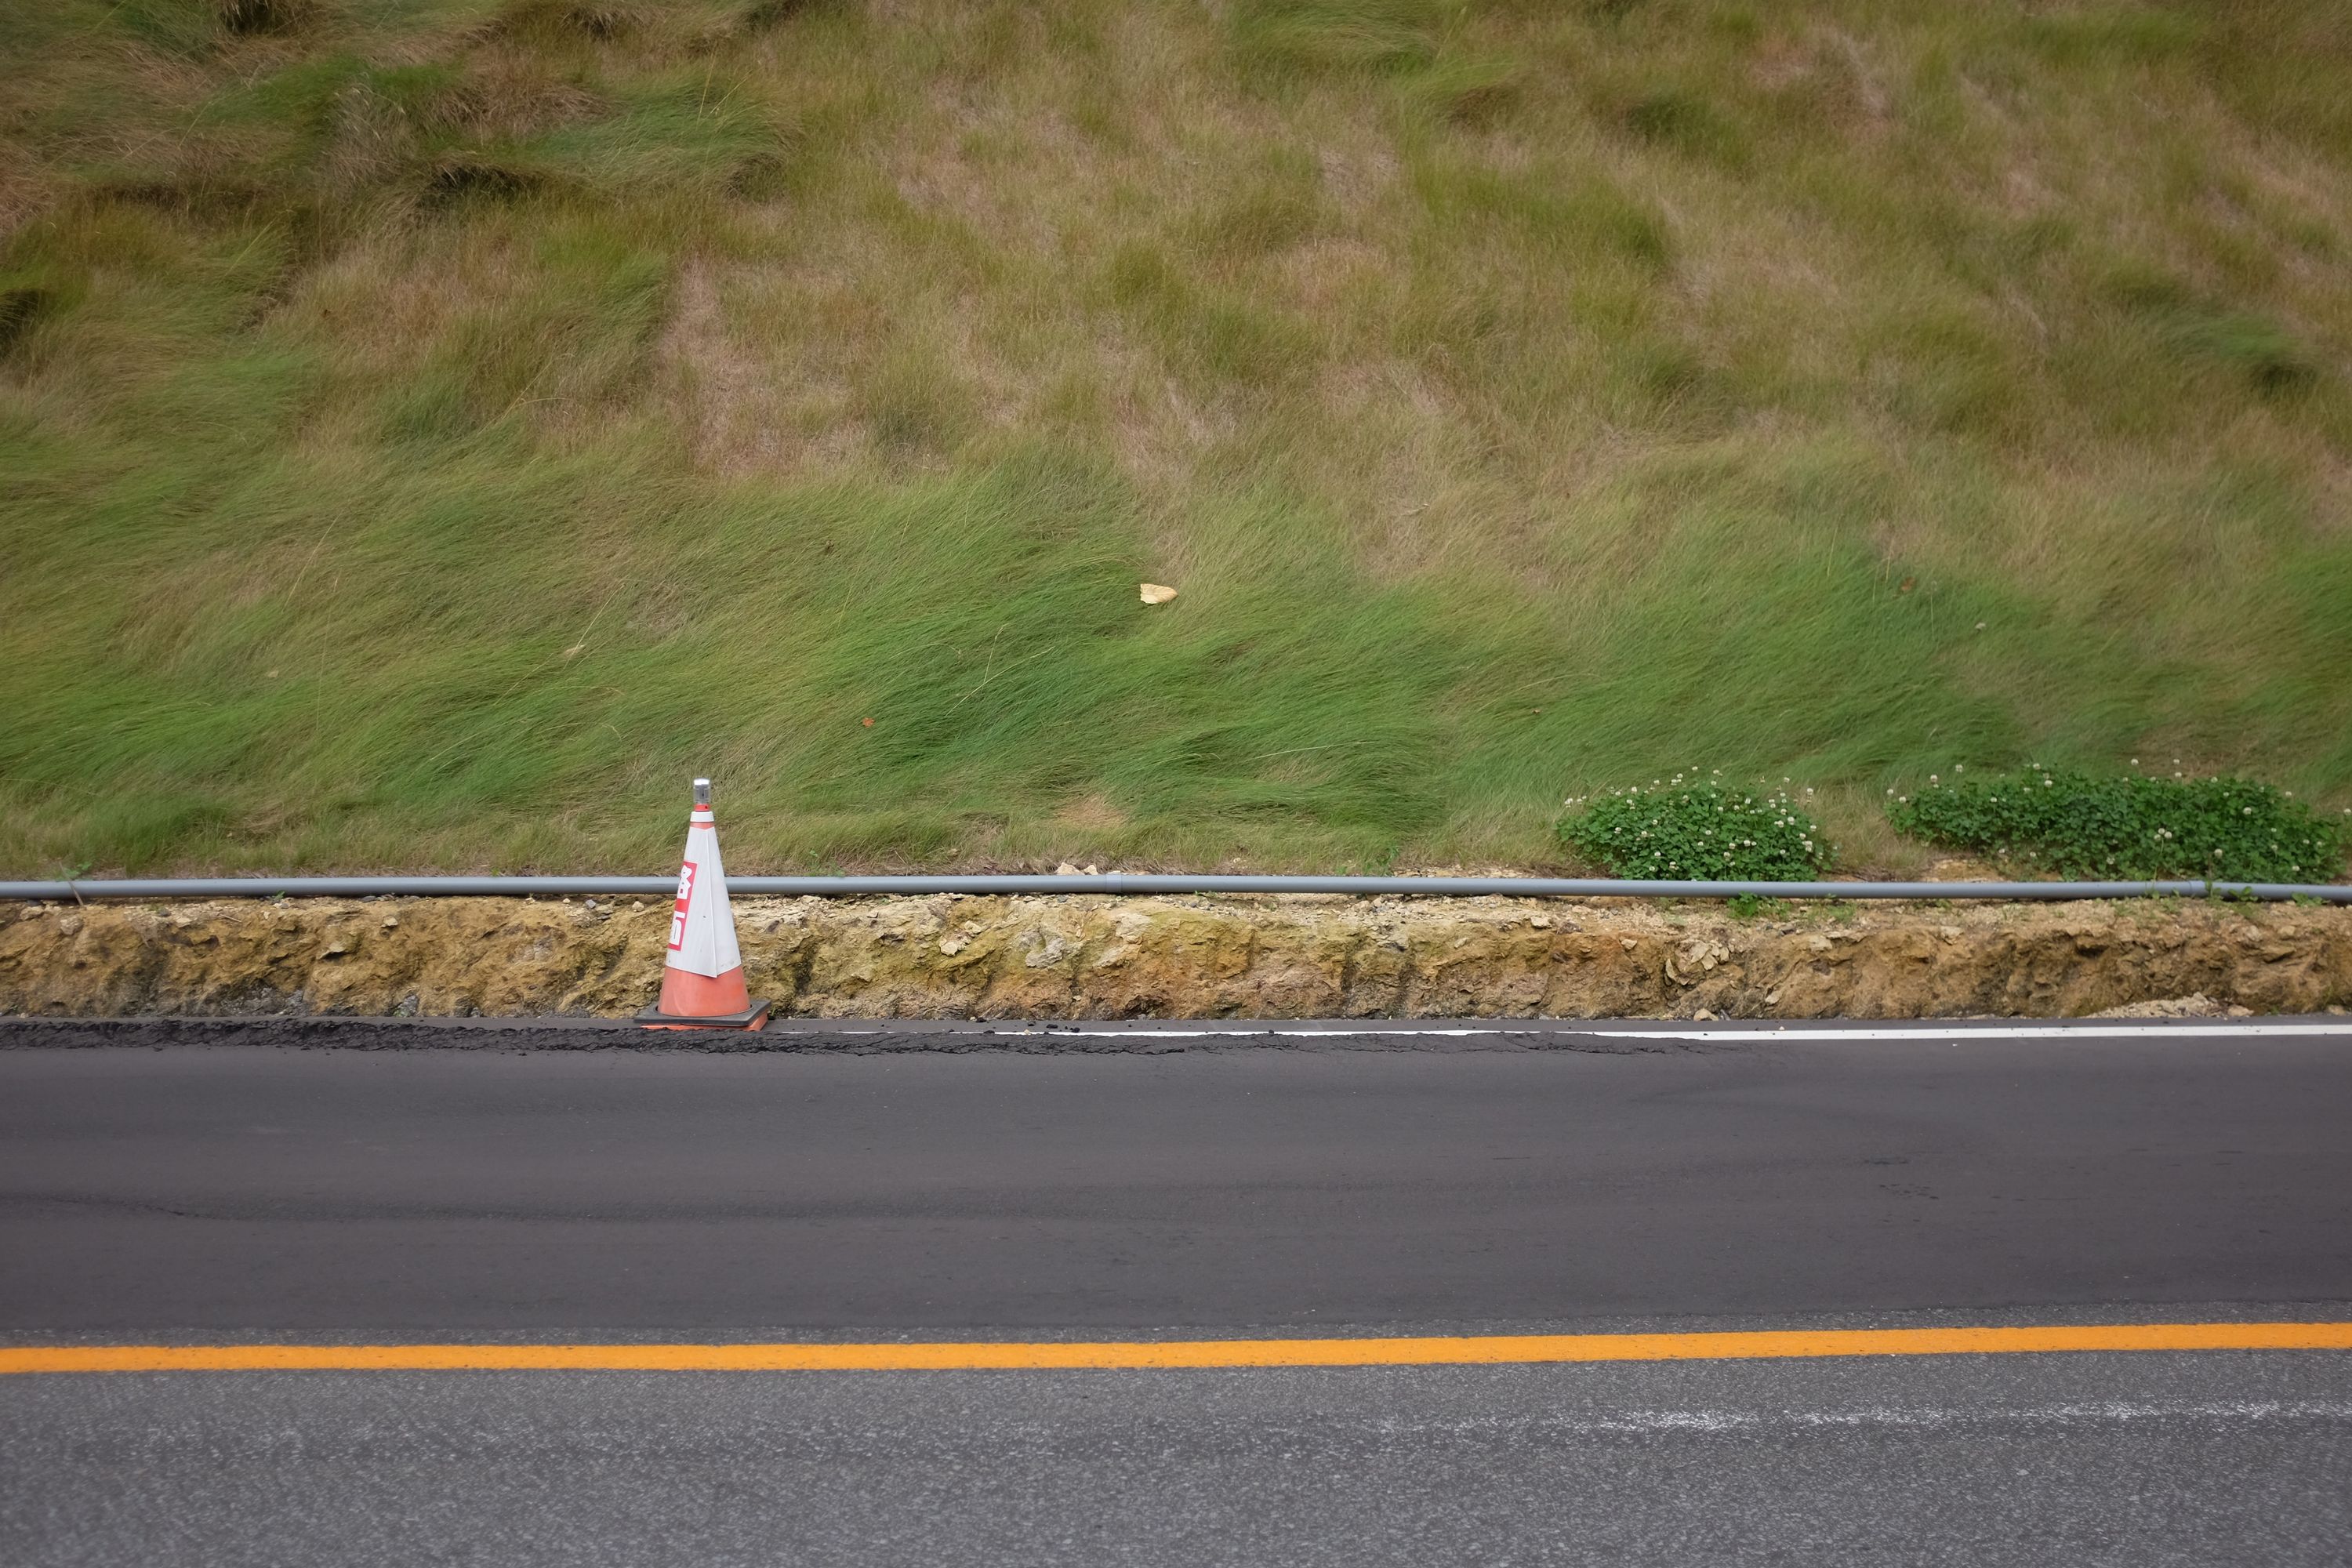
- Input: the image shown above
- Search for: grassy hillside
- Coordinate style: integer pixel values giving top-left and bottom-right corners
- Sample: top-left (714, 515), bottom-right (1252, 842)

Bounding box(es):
top-left (3, 0), bottom-right (2350, 877)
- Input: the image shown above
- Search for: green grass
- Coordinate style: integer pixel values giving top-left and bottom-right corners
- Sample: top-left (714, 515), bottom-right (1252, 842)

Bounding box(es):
top-left (2, 0), bottom-right (2350, 877)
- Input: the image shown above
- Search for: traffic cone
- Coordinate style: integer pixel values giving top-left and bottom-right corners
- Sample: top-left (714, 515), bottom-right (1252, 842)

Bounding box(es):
top-left (637, 778), bottom-right (771, 1030)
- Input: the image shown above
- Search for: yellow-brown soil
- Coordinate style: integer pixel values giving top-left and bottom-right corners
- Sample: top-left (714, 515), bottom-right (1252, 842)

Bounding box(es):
top-left (3, 895), bottom-right (2347, 1020)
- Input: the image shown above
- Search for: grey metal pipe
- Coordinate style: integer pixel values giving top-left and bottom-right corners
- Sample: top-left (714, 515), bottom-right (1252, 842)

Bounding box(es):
top-left (2, 875), bottom-right (2347, 902)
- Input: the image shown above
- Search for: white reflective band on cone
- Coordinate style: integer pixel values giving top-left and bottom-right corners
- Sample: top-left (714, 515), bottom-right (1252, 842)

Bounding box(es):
top-left (663, 806), bottom-right (742, 980)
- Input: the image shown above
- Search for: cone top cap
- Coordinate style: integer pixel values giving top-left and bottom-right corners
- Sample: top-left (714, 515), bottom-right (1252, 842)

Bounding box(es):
top-left (692, 778), bottom-right (712, 807)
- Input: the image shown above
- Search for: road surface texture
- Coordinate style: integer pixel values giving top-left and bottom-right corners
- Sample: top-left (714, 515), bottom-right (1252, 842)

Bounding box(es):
top-left (4, 1017), bottom-right (2350, 1565)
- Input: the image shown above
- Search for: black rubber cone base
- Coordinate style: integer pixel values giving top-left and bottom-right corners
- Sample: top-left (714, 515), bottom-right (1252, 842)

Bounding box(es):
top-left (636, 998), bottom-right (772, 1031)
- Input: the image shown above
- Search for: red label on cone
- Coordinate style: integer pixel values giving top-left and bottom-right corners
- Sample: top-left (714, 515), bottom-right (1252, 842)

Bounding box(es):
top-left (667, 862), bottom-right (696, 951)
top-left (643, 781), bottom-right (764, 1028)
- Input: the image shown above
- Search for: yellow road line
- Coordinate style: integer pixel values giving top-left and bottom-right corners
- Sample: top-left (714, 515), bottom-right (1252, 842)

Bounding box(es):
top-left (4, 1323), bottom-right (2351, 1374)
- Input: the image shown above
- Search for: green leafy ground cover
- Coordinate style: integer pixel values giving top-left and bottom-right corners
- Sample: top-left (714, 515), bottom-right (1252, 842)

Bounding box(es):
top-left (1558, 777), bottom-right (1831, 880)
top-left (1887, 765), bottom-right (2347, 881)
top-left (1560, 768), bottom-right (2350, 881)
top-left (3, 0), bottom-right (2350, 876)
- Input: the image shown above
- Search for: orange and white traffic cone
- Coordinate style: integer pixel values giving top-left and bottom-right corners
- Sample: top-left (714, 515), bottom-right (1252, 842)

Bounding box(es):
top-left (637, 778), bottom-right (771, 1030)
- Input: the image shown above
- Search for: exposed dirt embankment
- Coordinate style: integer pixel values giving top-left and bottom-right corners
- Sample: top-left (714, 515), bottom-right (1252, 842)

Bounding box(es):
top-left (3, 895), bottom-right (2348, 1020)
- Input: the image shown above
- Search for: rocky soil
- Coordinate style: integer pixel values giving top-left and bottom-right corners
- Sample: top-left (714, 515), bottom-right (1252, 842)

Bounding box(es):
top-left (2, 893), bottom-right (2348, 1020)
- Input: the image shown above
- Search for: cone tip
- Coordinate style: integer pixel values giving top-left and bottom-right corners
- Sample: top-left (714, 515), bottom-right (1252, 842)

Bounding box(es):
top-left (692, 778), bottom-right (712, 807)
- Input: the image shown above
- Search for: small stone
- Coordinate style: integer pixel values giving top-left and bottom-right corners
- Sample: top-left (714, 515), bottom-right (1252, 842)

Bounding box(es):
top-left (1693, 1009), bottom-right (1718, 1022)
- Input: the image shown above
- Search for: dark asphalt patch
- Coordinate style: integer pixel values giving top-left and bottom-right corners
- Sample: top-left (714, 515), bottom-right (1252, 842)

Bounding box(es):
top-left (7, 1037), bottom-right (2351, 1330)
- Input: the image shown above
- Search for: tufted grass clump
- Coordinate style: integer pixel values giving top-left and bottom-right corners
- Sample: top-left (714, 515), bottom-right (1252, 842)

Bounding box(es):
top-left (1558, 778), bottom-right (1833, 881)
top-left (1886, 767), bottom-right (2347, 883)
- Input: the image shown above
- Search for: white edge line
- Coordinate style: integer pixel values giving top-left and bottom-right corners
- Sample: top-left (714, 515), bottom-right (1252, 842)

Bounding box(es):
top-left (1569, 1024), bottom-right (2350, 1042)
top-left (1432, 1400), bottom-right (2352, 1436)
top-left (789, 1023), bottom-right (2352, 1042)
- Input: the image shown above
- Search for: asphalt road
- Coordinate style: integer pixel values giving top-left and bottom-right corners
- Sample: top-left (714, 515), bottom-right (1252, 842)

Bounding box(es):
top-left (5, 1022), bottom-right (2350, 1329)
top-left (9, 1350), bottom-right (2352, 1566)
top-left (5, 1018), bottom-right (2351, 1564)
